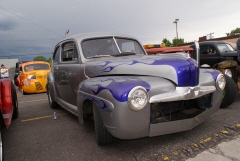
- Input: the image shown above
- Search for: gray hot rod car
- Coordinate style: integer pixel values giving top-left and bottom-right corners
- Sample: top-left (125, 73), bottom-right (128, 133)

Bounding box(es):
top-left (47, 33), bottom-right (226, 145)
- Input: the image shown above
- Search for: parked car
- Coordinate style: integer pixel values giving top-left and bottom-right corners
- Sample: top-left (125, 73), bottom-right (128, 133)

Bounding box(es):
top-left (146, 46), bottom-right (238, 108)
top-left (190, 41), bottom-right (240, 82)
top-left (14, 61), bottom-right (29, 86)
top-left (0, 78), bottom-right (19, 160)
top-left (47, 33), bottom-right (226, 145)
top-left (17, 61), bottom-right (51, 95)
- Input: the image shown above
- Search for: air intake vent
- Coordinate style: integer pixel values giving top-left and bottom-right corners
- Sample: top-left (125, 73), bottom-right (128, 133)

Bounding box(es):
top-left (35, 82), bottom-right (43, 91)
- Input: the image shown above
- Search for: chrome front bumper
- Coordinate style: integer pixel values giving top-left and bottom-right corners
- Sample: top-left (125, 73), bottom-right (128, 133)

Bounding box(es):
top-left (149, 86), bottom-right (216, 103)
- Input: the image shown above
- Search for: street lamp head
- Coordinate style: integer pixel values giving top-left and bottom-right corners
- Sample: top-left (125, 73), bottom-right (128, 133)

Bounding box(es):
top-left (173, 19), bottom-right (179, 23)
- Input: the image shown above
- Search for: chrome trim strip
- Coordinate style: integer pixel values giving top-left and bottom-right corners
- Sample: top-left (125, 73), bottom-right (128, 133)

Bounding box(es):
top-left (194, 41), bottom-right (200, 66)
top-left (149, 86), bottom-right (216, 103)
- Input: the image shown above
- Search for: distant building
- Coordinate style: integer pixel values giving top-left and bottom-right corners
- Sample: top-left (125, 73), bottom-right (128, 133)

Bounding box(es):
top-left (0, 59), bottom-right (19, 68)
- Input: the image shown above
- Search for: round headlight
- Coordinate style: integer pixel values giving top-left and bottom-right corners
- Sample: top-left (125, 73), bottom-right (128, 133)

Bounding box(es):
top-left (128, 86), bottom-right (148, 111)
top-left (216, 74), bottom-right (226, 91)
top-left (224, 69), bottom-right (232, 78)
top-left (25, 81), bottom-right (30, 86)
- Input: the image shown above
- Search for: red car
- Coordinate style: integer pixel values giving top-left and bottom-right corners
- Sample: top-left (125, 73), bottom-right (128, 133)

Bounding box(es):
top-left (0, 78), bottom-right (19, 160)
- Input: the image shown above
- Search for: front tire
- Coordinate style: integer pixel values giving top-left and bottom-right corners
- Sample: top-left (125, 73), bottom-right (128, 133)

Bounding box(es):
top-left (93, 105), bottom-right (114, 145)
top-left (220, 75), bottom-right (238, 108)
top-left (47, 87), bottom-right (60, 109)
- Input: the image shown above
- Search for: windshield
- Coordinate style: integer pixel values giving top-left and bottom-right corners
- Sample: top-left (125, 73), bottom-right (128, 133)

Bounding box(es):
top-left (24, 63), bottom-right (50, 72)
top-left (217, 43), bottom-right (234, 52)
top-left (81, 37), bottom-right (145, 58)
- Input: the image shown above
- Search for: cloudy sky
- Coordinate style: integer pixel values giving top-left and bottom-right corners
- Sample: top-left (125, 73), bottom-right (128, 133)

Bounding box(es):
top-left (1, 0), bottom-right (240, 61)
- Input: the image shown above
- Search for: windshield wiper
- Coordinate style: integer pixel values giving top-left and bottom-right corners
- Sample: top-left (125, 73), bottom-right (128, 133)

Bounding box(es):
top-left (113, 52), bottom-right (137, 57)
top-left (86, 55), bottom-right (111, 59)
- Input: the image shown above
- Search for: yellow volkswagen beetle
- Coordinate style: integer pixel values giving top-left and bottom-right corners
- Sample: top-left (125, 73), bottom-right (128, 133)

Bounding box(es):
top-left (17, 61), bottom-right (51, 94)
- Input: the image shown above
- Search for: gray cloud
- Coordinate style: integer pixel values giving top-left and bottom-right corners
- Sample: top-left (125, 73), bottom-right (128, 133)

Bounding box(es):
top-left (0, 20), bottom-right (18, 31)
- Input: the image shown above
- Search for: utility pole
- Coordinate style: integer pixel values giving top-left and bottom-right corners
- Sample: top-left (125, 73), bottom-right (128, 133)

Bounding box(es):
top-left (65, 30), bottom-right (69, 38)
top-left (173, 19), bottom-right (179, 45)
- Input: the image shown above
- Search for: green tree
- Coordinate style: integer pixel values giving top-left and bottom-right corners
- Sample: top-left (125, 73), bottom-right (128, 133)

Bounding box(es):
top-left (226, 27), bottom-right (240, 36)
top-left (33, 56), bottom-right (47, 61)
top-left (162, 38), bottom-right (172, 47)
top-left (172, 38), bottom-right (184, 47)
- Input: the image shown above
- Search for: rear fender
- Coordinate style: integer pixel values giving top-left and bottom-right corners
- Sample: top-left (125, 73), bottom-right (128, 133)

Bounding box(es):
top-left (0, 79), bottom-right (14, 128)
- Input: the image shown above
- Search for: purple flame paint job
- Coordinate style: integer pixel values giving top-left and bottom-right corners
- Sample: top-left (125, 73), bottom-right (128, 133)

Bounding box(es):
top-left (80, 77), bottom-right (151, 103)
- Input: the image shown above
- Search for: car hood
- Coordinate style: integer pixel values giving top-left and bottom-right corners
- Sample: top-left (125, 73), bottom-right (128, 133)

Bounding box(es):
top-left (84, 55), bottom-right (199, 86)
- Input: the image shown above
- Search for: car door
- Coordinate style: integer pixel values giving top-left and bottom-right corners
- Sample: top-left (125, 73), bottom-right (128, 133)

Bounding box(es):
top-left (56, 41), bottom-right (82, 113)
top-left (200, 45), bottom-right (220, 67)
top-left (52, 46), bottom-right (62, 99)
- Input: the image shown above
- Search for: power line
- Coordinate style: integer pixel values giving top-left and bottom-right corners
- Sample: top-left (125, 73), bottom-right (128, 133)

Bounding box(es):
top-left (0, 39), bottom-right (59, 42)
top-left (0, 7), bottom-right (64, 38)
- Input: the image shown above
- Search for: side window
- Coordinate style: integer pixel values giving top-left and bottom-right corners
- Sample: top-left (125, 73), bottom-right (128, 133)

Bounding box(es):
top-left (53, 47), bottom-right (60, 63)
top-left (61, 42), bottom-right (78, 62)
top-left (200, 45), bottom-right (209, 54)
top-left (200, 45), bottom-right (217, 55)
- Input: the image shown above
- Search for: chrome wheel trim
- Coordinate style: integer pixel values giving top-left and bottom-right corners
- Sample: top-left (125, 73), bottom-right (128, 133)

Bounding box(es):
top-left (0, 131), bottom-right (2, 161)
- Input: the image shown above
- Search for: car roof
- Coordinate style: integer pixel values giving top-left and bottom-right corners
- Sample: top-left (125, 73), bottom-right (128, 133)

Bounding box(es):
top-left (22, 61), bottom-right (50, 66)
top-left (199, 41), bottom-right (227, 45)
top-left (56, 32), bottom-right (138, 46)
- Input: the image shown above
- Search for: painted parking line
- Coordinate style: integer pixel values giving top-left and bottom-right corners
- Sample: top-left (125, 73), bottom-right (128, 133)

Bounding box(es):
top-left (21, 113), bottom-right (68, 122)
top-left (19, 98), bottom-right (48, 104)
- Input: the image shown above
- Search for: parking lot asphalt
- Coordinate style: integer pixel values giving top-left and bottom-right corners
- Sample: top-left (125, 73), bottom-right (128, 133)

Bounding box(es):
top-left (2, 87), bottom-right (240, 161)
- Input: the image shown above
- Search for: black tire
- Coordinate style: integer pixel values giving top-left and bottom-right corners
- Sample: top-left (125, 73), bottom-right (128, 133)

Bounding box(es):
top-left (93, 105), bottom-right (114, 145)
top-left (14, 75), bottom-right (18, 86)
top-left (229, 67), bottom-right (238, 83)
top-left (220, 75), bottom-right (238, 108)
top-left (22, 89), bottom-right (27, 95)
top-left (11, 82), bottom-right (19, 119)
top-left (47, 87), bottom-right (60, 109)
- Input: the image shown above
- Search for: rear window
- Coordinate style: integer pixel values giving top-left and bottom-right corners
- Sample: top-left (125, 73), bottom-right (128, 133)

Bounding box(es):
top-left (24, 63), bottom-right (49, 72)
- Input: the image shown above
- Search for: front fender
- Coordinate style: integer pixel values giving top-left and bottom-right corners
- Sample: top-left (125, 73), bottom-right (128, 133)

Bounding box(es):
top-left (217, 60), bottom-right (238, 70)
top-left (77, 76), bottom-right (176, 128)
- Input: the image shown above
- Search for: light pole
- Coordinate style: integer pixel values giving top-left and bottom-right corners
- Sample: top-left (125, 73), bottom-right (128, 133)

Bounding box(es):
top-left (173, 19), bottom-right (179, 46)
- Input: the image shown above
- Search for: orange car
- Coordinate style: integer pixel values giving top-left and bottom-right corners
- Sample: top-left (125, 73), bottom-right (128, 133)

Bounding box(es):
top-left (17, 61), bottom-right (51, 94)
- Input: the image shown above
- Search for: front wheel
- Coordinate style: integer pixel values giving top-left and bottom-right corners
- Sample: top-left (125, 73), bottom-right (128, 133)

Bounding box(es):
top-left (47, 87), bottom-right (60, 109)
top-left (220, 75), bottom-right (238, 108)
top-left (93, 105), bottom-right (115, 145)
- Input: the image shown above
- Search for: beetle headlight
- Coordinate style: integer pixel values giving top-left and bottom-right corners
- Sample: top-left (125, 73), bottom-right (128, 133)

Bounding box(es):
top-left (25, 81), bottom-right (30, 86)
top-left (216, 74), bottom-right (226, 91)
top-left (224, 69), bottom-right (232, 78)
top-left (27, 75), bottom-right (36, 79)
top-left (128, 86), bottom-right (148, 111)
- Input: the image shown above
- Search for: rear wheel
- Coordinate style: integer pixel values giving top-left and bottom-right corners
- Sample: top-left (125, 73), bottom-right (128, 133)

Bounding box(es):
top-left (220, 75), bottom-right (238, 108)
top-left (93, 105), bottom-right (115, 145)
top-left (47, 87), bottom-right (60, 109)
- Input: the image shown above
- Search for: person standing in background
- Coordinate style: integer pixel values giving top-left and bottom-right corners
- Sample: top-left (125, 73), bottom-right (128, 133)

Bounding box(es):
top-left (1, 64), bottom-right (10, 79)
